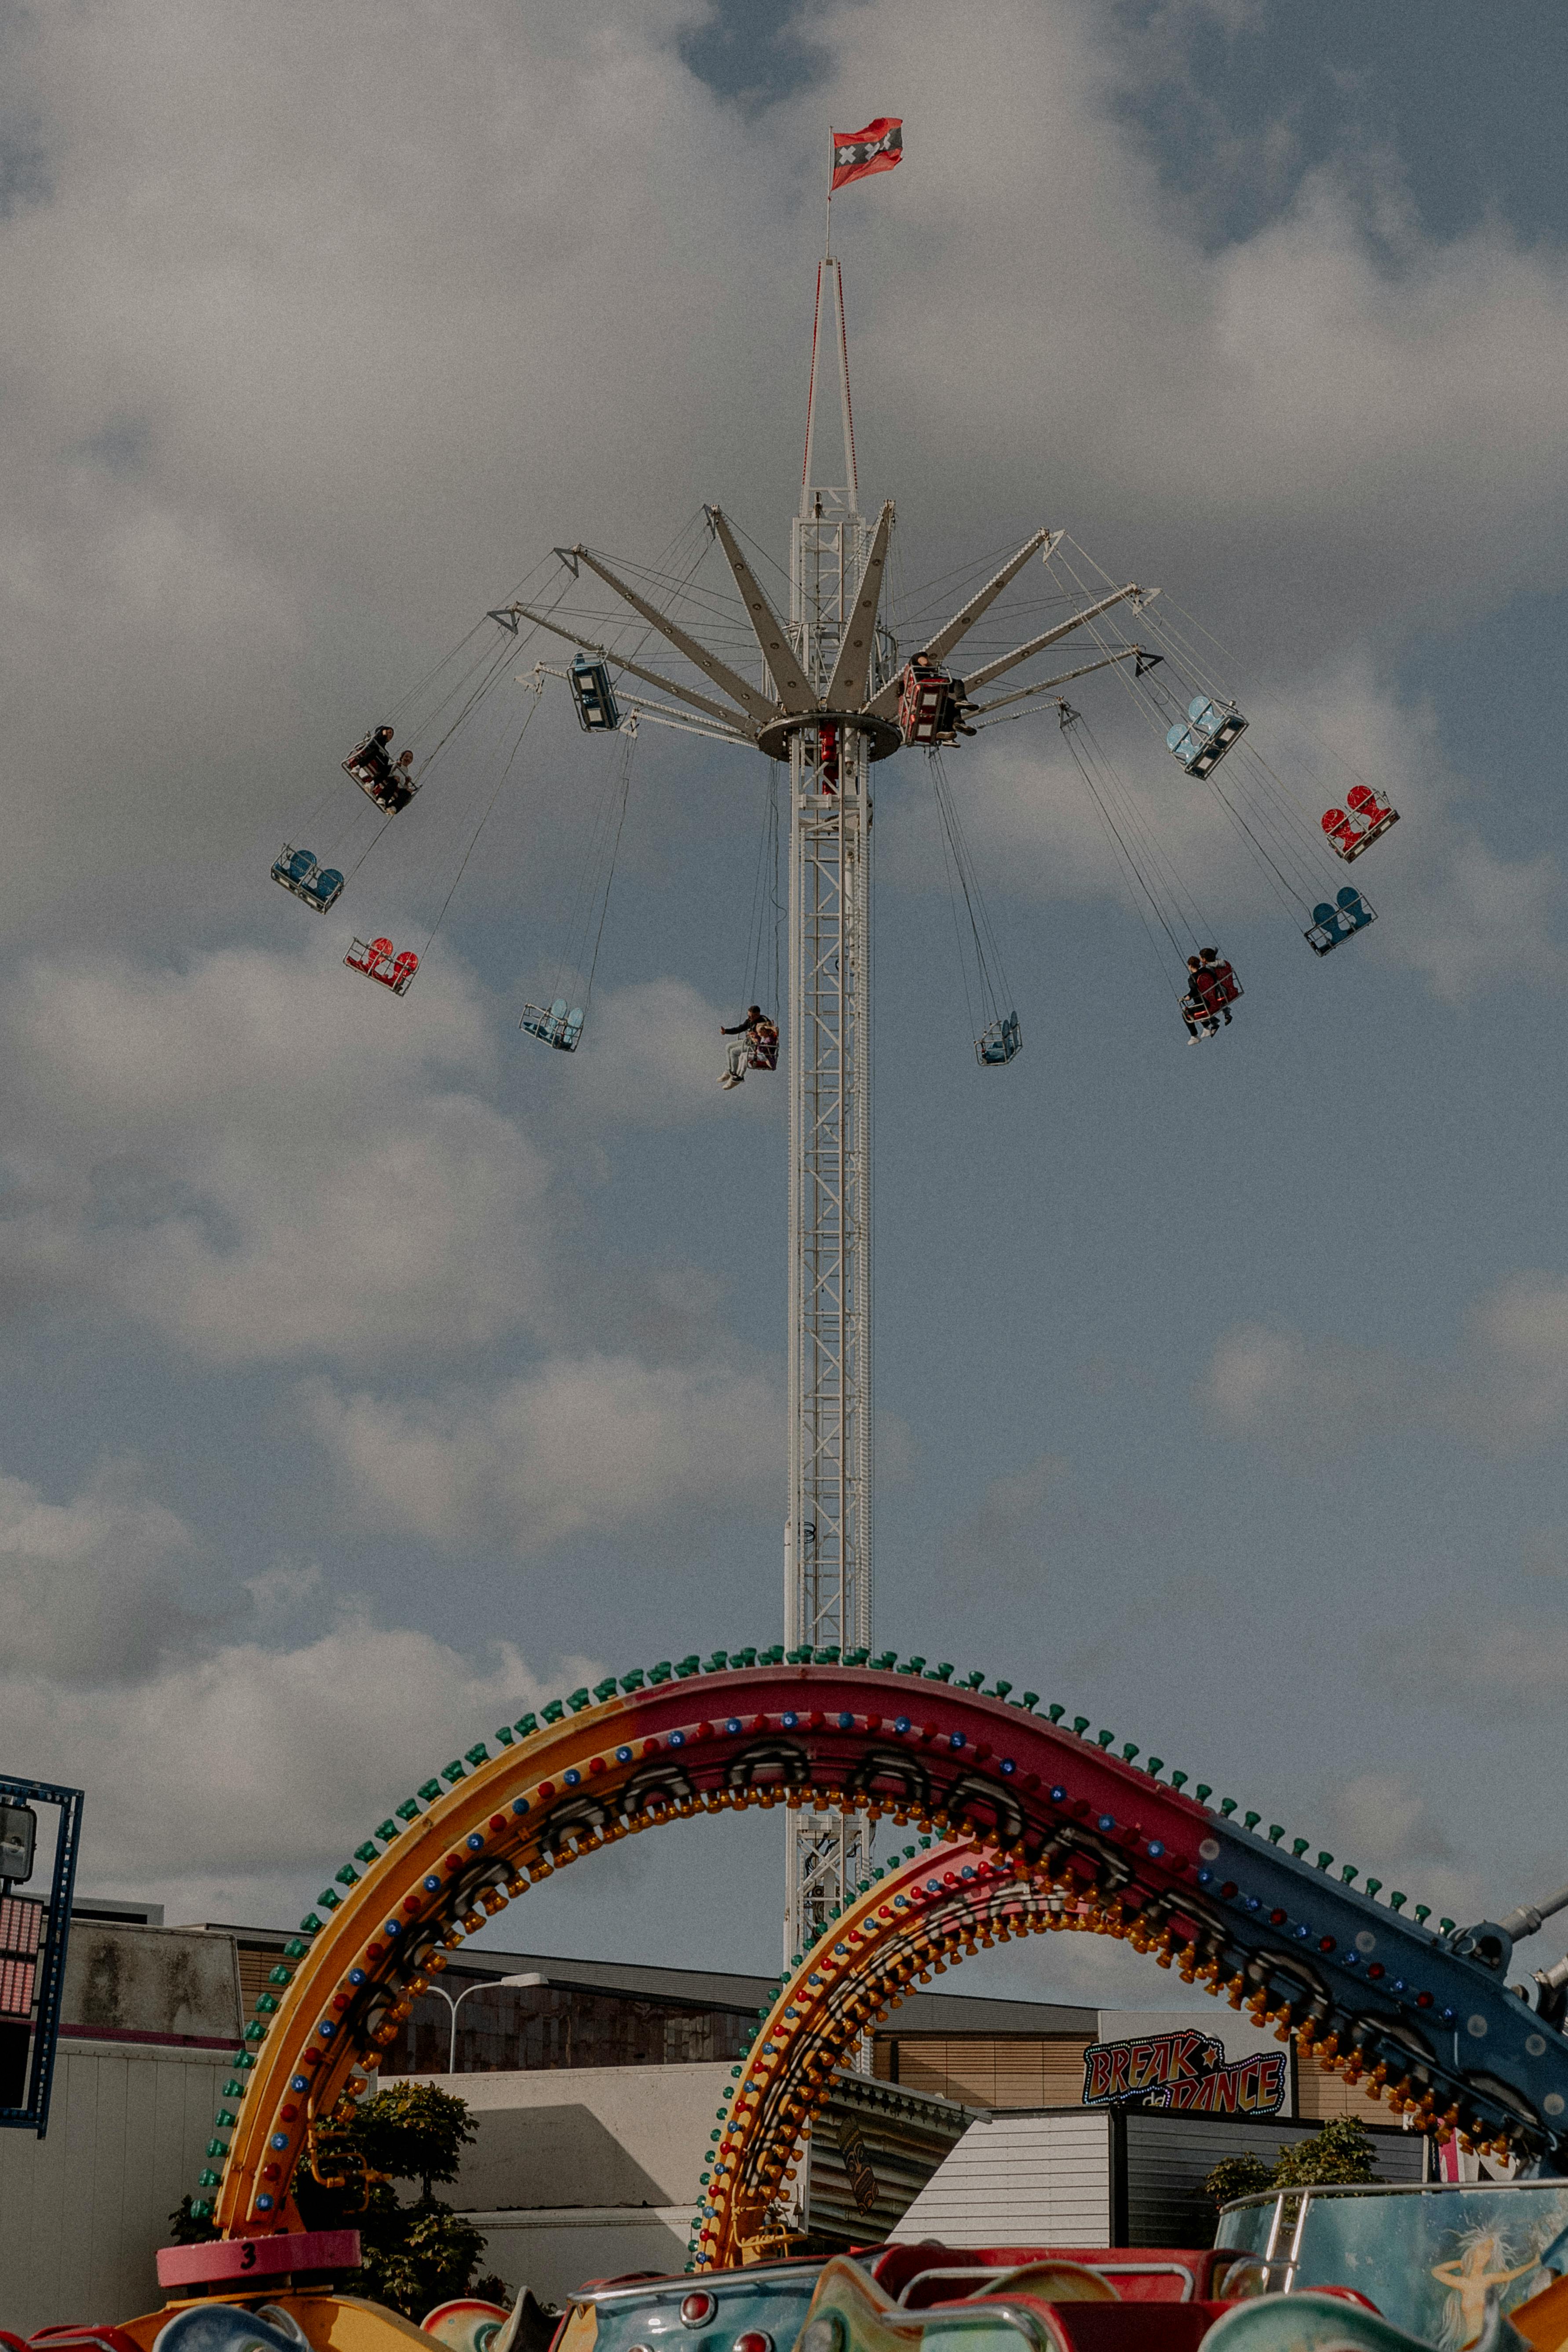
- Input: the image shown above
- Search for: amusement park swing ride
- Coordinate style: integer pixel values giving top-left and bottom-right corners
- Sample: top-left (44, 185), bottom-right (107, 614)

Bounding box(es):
top-left (266, 134), bottom-right (1409, 1972)
top-left (268, 129), bottom-right (1408, 1978)
top-left (105, 136), bottom-right (1568, 2345)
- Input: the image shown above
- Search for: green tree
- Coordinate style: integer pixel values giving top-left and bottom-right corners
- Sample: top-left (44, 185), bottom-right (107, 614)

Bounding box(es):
top-left (348, 2082), bottom-right (477, 2199)
top-left (1206, 2117), bottom-right (1380, 2216)
top-left (296, 2082), bottom-right (489, 2320)
top-left (1270, 2116), bottom-right (1378, 2189)
top-left (1202, 2151), bottom-right (1274, 2209)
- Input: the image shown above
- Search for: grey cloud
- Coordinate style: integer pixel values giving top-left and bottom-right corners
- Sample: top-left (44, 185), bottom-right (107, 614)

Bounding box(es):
top-left (2, 0), bottom-right (1567, 961)
top-left (0, 1614), bottom-right (603, 1896)
top-left (1202, 1269), bottom-right (1568, 1460)
top-left (306, 1348), bottom-right (781, 1554)
top-left (1386, 1607), bottom-right (1568, 1718)
top-left (0, 1461), bottom-right (218, 1684)
top-left (0, 942), bottom-right (558, 1364)
top-left (942, 1451), bottom-right (1073, 1592)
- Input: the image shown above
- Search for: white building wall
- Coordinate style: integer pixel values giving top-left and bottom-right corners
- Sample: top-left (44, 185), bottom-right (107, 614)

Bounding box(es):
top-left (460, 2207), bottom-right (696, 2306)
top-left (890, 2113), bottom-right (1113, 2247)
top-left (0, 2038), bottom-right (229, 2336)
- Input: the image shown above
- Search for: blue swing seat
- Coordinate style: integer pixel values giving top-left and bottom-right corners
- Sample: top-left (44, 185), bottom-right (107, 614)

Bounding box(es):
top-left (1305, 884), bottom-right (1377, 955)
top-left (521, 998), bottom-right (586, 1051)
top-left (1167, 694), bottom-right (1248, 777)
top-left (569, 654), bottom-right (621, 734)
top-left (271, 845), bottom-right (345, 913)
top-left (976, 1011), bottom-right (1022, 1066)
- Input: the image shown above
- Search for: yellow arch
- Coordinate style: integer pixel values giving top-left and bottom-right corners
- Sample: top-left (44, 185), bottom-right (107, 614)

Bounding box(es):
top-left (694, 1837), bottom-right (1171, 2265)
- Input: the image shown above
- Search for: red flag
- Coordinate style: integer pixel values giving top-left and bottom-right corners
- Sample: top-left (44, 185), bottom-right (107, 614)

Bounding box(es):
top-left (831, 117), bottom-right (903, 193)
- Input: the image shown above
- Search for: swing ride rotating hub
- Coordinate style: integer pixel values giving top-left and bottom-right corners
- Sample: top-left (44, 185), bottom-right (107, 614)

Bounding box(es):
top-left (755, 711), bottom-right (902, 762)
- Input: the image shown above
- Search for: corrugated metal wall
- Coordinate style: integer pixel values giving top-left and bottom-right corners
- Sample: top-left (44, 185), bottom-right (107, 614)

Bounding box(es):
top-left (889, 2112), bottom-right (1114, 2247)
top-left (1124, 2112), bottom-right (1427, 2247)
top-left (876, 2035), bottom-right (1090, 2109)
top-left (0, 2039), bottom-right (229, 2335)
top-left (887, 2110), bottom-right (1429, 2253)
top-left (808, 2073), bottom-right (974, 2248)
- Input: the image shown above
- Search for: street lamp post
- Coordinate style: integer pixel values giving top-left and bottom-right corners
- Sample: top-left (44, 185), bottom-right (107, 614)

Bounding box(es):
top-left (420, 1970), bottom-right (544, 2076)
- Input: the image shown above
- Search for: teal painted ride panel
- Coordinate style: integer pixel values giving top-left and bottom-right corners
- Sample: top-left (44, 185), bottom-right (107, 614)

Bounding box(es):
top-left (1218, 2181), bottom-right (1568, 2345)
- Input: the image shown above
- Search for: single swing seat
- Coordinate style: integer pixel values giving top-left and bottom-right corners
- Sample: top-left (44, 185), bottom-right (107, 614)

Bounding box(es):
top-left (569, 653), bottom-right (621, 734)
top-left (345, 935), bottom-right (419, 994)
top-left (271, 845), bottom-right (345, 913)
top-left (976, 1011), bottom-right (1022, 1066)
top-left (1167, 694), bottom-right (1247, 776)
top-left (1322, 805), bottom-right (1370, 858)
top-left (1305, 884), bottom-right (1377, 955)
top-left (521, 998), bottom-right (585, 1051)
top-left (1347, 781), bottom-right (1399, 842)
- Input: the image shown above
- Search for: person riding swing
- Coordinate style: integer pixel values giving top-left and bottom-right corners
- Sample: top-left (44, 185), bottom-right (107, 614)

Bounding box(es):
top-left (720, 1006), bottom-right (776, 1088)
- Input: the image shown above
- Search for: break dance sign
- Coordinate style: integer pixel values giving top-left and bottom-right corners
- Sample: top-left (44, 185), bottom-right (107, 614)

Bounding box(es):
top-left (1082, 2025), bottom-right (1288, 2115)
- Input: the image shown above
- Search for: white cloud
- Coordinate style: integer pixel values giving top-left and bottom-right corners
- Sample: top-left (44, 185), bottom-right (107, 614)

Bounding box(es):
top-left (1204, 1268), bottom-right (1568, 1459)
top-left (1315, 1772), bottom-right (1481, 1934)
top-left (558, 977), bottom-right (782, 1130)
top-left (0, 942), bottom-right (558, 1364)
top-left (1, 1612), bottom-right (602, 1911)
top-left (1466, 1274), bottom-right (1568, 1443)
top-left (944, 1451), bottom-right (1072, 1585)
top-left (309, 1349), bottom-right (781, 1551)
top-left (1521, 1528), bottom-right (1568, 1579)
top-left (0, 1461), bottom-right (210, 1683)
top-left (2, 0), bottom-right (1567, 955)
top-left (1202, 1321), bottom-right (1418, 1458)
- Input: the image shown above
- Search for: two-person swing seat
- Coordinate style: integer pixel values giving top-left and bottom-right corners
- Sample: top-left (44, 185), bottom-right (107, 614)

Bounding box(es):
top-left (1167, 695), bottom-right (1247, 776)
top-left (1305, 885), bottom-right (1376, 955)
top-left (976, 1011), bottom-right (1022, 1066)
top-left (1322, 784), bottom-right (1400, 861)
top-left (271, 845), bottom-right (344, 913)
top-left (345, 936), bottom-right (419, 994)
top-left (899, 660), bottom-right (970, 748)
top-left (569, 654), bottom-right (621, 734)
top-left (521, 999), bottom-right (585, 1051)
top-left (343, 726), bottom-right (419, 812)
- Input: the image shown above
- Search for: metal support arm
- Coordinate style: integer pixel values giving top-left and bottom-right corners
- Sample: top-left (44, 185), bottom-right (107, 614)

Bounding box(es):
top-left (572, 547), bottom-right (778, 726)
top-left (505, 603), bottom-right (750, 734)
top-left (970, 645), bottom-right (1150, 719)
top-left (823, 501), bottom-right (895, 712)
top-left (858, 525), bottom-right (1055, 721)
top-left (957, 582), bottom-right (1149, 696)
top-left (707, 507), bottom-right (818, 714)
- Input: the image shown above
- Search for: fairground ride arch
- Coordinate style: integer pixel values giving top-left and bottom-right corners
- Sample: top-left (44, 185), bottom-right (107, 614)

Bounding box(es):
top-left (201, 1656), bottom-right (1568, 2246)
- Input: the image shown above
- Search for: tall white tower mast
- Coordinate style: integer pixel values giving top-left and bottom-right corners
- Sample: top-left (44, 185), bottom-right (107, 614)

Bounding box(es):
top-left (506, 207), bottom-right (1147, 1975)
top-left (784, 253), bottom-right (879, 1963)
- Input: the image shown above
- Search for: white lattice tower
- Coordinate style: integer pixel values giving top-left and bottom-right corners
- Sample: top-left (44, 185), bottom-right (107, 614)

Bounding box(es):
top-left (503, 243), bottom-right (1137, 2014)
top-left (784, 254), bottom-right (877, 1972)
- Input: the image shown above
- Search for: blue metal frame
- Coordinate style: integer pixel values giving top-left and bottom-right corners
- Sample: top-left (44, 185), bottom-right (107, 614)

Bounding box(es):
top-left (0, 1771), bottom-right (84, 2135)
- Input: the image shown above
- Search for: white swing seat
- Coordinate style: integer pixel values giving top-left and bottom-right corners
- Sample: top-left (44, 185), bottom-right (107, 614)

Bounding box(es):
top-left (976, 1011), bottom-right (1022, 1066)
top-left (521, 999), bottom-right (584, 1051)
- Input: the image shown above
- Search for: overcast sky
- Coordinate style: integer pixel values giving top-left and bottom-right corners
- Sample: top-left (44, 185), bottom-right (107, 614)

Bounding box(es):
top-left (5, 0), bottom-right (1568, 2011)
